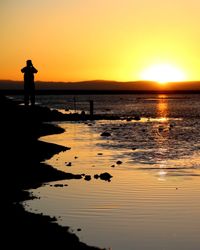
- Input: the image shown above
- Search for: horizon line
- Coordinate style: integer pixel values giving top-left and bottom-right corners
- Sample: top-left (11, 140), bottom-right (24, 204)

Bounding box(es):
top-left (1, 79), bottom-right (200, 84)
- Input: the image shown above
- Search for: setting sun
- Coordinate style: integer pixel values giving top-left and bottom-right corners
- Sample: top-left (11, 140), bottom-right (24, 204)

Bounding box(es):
top-left (140, 64), bottom-right (186, 83)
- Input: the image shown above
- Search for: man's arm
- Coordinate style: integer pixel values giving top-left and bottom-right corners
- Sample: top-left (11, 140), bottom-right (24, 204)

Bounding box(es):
top-left (21, 67), bottom-right (26, 73)
top-left (32, 66), bottom-right (38, 73)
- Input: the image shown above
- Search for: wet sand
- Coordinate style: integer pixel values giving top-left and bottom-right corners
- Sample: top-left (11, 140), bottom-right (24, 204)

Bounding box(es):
top-left (1, 95), bottom-right (102, 249)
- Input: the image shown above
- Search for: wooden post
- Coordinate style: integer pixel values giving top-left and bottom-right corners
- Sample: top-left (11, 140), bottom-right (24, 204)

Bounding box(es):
top-left (89, 100), bottom-right (94, 116)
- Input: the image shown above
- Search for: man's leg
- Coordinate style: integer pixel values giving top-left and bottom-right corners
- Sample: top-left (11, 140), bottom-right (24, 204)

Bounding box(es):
top-left (30, 85), bottom-right (35, 106)
top-left (24, 90), bottom-right (29, 106)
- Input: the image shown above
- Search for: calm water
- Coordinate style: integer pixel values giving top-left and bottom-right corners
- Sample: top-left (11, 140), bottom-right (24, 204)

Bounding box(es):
top-left (24, 94), bottom-right (200, 250)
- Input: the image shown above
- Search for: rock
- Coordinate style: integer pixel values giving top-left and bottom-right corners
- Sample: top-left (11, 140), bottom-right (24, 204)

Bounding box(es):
top-left (100, 132), bottom-right (111, 137)
top-left (97, 153), bottom-right (103, 155)
top-left (54, 184), bottom-right (64, 187)
top-left (111, 165), bottom-right (115, 168)
top-left (116, 160), bottom-right (122, 165)
top-left (99, 172), bottom-right (113, 182)
top-left (94, 173), bottom-right (113, 181)
top-left (84, 175), bottom-right (91, 181)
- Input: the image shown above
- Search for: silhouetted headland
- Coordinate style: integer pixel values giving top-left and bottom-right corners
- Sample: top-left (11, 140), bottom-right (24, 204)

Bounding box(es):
top-left (1, 95), bottom-right (103, 249)
top-left (1, 79), bottom-right (200, 94)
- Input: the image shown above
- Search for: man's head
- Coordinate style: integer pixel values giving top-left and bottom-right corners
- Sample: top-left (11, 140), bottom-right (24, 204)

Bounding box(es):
top-left (26, 60), bottom-right (32, 67)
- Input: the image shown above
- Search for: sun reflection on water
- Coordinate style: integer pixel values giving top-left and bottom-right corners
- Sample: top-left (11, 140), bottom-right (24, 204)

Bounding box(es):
top-left (154, 95), bottom-right (170, 179)
top-left (156, 95), bottom-right (169, 120)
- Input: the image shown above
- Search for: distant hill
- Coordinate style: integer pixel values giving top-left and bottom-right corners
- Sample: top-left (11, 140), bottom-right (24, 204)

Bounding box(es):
top-left (1, 79), bottom-right (200, 92)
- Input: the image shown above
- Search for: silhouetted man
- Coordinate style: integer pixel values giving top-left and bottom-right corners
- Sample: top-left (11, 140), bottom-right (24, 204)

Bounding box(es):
top-left (21, 60), bottom-right (38, 106)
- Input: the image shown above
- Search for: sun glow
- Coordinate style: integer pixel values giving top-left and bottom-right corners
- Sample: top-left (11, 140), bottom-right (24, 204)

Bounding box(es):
top-left (140, 64), bottom-right (186, 83)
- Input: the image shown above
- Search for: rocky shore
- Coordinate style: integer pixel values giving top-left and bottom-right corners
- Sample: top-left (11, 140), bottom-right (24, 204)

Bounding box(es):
top-left (1, 95), bottom-right (102, 249)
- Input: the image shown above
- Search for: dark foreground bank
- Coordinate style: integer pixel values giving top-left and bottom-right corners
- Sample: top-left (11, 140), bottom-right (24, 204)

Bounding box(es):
top-left (1, 95), bottom-right (102, 249)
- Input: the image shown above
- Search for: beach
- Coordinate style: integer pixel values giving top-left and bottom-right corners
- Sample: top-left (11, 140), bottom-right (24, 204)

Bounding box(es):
top-left (1, 95), bottom-right (102, 249)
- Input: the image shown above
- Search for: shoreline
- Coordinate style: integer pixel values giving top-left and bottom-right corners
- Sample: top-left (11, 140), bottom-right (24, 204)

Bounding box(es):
top-left (1, 95), bottom-right (102, 249)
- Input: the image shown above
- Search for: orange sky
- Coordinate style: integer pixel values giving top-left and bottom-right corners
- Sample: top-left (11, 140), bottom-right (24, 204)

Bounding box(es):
top-left (1, 0), bottom-right (200, 82)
